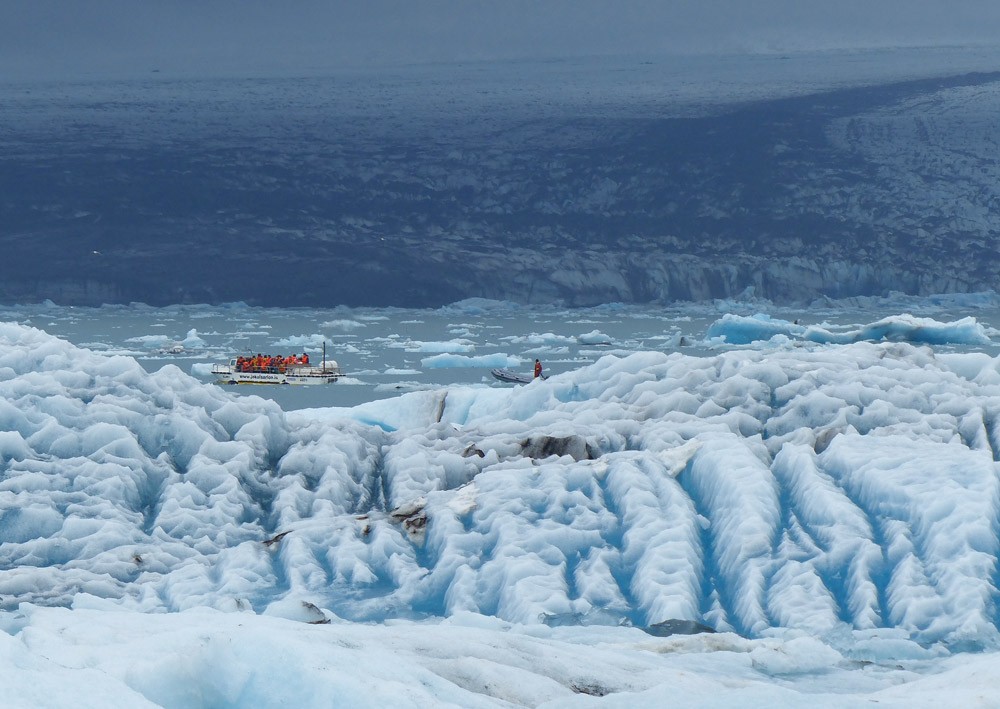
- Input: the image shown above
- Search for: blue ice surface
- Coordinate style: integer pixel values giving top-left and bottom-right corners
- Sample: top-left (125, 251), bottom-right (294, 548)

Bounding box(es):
top-left (706, 312), bottom-right (991, 347)
top-left (0, 295), bottom-right (999, 657)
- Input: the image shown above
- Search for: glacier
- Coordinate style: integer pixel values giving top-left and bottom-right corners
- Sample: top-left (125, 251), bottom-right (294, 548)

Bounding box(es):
top-left (8, 48), bottom-right (1000, 308)
top-left (4, 312), bottom-right (1000, 705)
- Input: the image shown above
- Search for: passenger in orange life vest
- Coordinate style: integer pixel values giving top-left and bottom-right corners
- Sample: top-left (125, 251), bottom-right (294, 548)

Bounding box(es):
top-left (301, 353), bottom-right (309, 365)
top-left (534, 359), bottom-right (543, 378)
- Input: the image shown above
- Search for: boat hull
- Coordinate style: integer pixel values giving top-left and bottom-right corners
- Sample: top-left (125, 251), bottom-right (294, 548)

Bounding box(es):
top-left (490, 368), bottom-right (534, 384)
top-left (211, 362), bottom-right (339, 385)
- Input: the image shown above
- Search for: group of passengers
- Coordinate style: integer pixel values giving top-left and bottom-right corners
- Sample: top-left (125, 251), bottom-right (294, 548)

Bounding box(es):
top-left (236, 352), bottom-right (309, 373)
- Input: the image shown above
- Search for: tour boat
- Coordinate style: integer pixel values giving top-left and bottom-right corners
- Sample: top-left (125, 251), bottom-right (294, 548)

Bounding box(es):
top-left (211, 343), bottom-right (341, 385)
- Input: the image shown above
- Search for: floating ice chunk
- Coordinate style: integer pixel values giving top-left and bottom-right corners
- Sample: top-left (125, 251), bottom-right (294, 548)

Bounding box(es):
top-left (706, 313), bottom-right (806, 344)
top-left (576, 330), bottom-right (613, 345)
top-left (271, 333), bottom-right (328, 349)
top-left (707, 312), bottom-right (991, 346)
top-left (181, 329), bottom-right (206, 349)
top-left (404, 340), bottom-right (476, 353)
top-left (503, 333), bottom-right (576, 346)
top-left (320, 319), bottom-right (366, 330)
top-left (439, 298), bottom-right (521, 315)
top-left (842, 314), bottom-right (991, 346)
top-left (421, 353), bottom-right (518, 368)
top-left (125, 334), bottom-right (173, 347)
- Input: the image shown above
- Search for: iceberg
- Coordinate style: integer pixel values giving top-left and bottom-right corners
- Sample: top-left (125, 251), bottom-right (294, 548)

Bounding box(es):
top-left (707, 312), bottom-right (992, 347)
top-left (2, 320), bottom-right (1000, 705)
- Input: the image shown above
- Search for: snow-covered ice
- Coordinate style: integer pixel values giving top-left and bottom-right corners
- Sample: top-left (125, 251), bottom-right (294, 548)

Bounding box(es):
top-left (4, 300), bottom-right (1000, 705)
top-left (9, 603), bottom-right (1000, 709)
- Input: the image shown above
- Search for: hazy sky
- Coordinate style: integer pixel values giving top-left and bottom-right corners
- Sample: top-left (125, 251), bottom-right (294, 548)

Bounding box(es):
top-left (3, 1), bottom-right (1000, 79)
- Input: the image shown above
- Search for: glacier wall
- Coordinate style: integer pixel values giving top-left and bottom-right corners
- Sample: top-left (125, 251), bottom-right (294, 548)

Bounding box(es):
top-left (2, 323), bottom-right (1000, 648)
top-left (4, 61), bottom-right (1000, 306)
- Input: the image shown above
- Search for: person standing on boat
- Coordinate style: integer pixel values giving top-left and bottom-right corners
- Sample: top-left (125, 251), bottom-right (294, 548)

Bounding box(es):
top-left (534, 359), bottom-right (543, 378)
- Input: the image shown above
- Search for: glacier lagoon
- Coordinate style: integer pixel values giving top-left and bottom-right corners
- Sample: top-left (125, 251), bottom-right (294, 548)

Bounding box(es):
top-left (11, 290), bottom-right (1000, 409)
top-left (4, 294), bottom-right (1000, 706)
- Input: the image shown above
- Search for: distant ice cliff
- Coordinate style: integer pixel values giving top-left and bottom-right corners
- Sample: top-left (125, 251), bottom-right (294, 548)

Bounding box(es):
top-left (4, 56), bottom-right (1000, 306)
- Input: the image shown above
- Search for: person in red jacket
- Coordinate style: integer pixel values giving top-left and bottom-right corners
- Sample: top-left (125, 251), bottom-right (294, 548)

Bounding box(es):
top-left (534, 359), bottom-right (543, 378)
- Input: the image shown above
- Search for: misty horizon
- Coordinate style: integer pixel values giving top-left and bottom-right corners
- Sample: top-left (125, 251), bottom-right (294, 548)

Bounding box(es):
top-left (3, 1), bottom-right (1000, 81)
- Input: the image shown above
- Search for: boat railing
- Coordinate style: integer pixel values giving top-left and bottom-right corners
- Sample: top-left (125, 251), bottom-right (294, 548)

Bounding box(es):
top-left (214, 349), bottom-right (340, 378)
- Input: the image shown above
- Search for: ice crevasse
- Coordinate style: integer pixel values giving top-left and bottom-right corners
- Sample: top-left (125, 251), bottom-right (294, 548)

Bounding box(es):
top-left (0, 321), bottom-right (999, 648)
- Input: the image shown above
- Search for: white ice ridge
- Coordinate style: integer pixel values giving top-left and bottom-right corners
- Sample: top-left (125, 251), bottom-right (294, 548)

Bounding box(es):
top-left (2, 321), bottom-right (1000, 648)
top-left (706, 312), bottom-right (991, 346)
